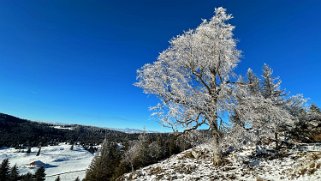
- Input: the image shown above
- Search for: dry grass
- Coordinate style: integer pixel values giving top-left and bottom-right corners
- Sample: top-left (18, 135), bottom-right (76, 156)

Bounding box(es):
top-left (310, 153), bottom-right (321, 161)
top-left (226, 173), bottom-right (237, 179)
top-left (311, 133), bottom-right (321, 142)
top-left (308, 168), bottom-right (317, 175)
top-left (256, 176), bottom-right (269, 181)
top-left (149, 166), bottom-right (163, 175)
top-left (299, 168), bottom-right (308, 176)
top-left (173, 164), bottom-right (196, 174)
top-left (179, 151), bottom-right (194, 159)
top-left (309, 162), bottom-right (316, 168)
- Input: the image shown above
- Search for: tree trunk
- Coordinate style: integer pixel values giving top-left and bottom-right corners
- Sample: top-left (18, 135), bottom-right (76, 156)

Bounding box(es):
top-left (209, 112), bottom-right (222, 166)
top-left (212, 133), bottom-right (222, 166)
top-left (130, 162), bottom-right (134, 173)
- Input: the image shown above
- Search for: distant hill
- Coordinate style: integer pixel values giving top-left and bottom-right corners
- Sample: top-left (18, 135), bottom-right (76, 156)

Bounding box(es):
top-left (112, 128), bottom-right (159, 134)
top-left (0, 113), bottom-right (139, 147)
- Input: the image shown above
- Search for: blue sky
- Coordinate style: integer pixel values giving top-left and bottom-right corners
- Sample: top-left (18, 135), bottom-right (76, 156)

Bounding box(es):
top-left (0, 0), bottom-right (320, 131)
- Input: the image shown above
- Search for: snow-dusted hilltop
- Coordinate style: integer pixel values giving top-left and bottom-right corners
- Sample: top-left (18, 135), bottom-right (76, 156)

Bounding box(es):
top-left (122, 143), bottom-right (321, 181)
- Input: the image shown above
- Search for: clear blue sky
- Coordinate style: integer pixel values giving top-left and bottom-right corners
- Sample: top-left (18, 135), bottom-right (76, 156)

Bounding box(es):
top-left (0, 0), bottom-right (320, 131)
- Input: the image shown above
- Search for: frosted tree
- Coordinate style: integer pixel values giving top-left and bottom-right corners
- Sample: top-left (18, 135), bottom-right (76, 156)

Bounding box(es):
top-left (261, 64), bottom-right (285, 105)
top-left (247, 68), bottom-right (260, 95)
top-left (260, 64), bottom-right (297, 147)
top-left (124, 141), bottom-right (141, 172)
top-left (310, 104), bottom-right (321, 114)
top-left (309, 104), bottom-right (321, 120)
top-left (229, 66), bottom-right (296, 150)
top-left (233, 91), bottom-right (293, 150)
top-left (135, 7), bottom-right (240, 165)
top-left (286, 94), bottom-right (308, 118)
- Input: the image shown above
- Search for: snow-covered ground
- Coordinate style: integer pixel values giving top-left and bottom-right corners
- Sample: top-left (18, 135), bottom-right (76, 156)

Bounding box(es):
top-left (3, 142), bottom-right (321, 181)
top-left (123, 143), bottom-right (321, 181)
top-left (0, 143), bottom-right (94, 181)
top-left (50, 125), bottom-right (75, 130)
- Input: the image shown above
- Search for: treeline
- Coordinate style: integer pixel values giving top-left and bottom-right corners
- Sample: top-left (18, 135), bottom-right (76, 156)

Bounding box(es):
top-left (0, 113), bottom-right (137, 148)
top-left (0, 159), bottom-right (45, 181)
top-left (84, 132), bottom-right (203, 181)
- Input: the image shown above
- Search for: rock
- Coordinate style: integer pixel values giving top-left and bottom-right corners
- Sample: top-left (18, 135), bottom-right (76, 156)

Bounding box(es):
top-left (137, 171), bottom-right (144, 177)
top-left (192, 150), bottom-right (200, 159)
top-left (132, 173), bottom-right (137, 179)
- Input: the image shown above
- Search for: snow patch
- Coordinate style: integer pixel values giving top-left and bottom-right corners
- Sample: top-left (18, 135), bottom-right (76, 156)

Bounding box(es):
top-left (0, 143), bottom-right (94, 181)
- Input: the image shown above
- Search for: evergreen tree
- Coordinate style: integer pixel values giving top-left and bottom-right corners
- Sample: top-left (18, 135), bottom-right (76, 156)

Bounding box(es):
top-left (70, 144), bottom-right (74, 151)
top-left (0, 159), bottom-right (10, 181)
top-left (9, 165), bottom-right (19, 181)
top-left (310, 104), bottom-right (321, 115)
top-left (84, 139), bottom-right (121, 181)
top-left (229, 76), bottom-right (251, 140)
top-left (247, 68), bottom-right (260, 95)
top-left (261, 64), bottom-right (284, 105)
top-left (74, 177), bottom-right (80, 181)
top-left (21, 173), bottom-right (33, 181)
top-left (167, 136), bottom-right (179, 156)
top-left (137, 133), bottom-right (150, 166)
top-left (55, 176), bottom-right (60, 181)
top-left (261, 64), bottom-right (288, 149)
top-left (88, 146), bottom-right (95, 154)
top-left (26, 147), bottom-right (31, 154)
top-left (286, 94), bottom-right (308, 118)
top-left (112, 160), bottom-right (131, 180)
top-left (36, 146), bottom-right (41, 156)
top-left (34, 166), bottom-right (45, 181)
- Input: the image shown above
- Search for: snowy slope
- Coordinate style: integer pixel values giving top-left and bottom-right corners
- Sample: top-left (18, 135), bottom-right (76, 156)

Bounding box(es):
top-left (122, 143), bottom-right (321, 181)
top-left (0, 143), bottom-right (94, 181)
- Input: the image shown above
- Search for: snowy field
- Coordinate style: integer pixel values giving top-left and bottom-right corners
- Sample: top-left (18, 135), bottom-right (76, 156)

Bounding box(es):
top-left (0, 144), bottom-right (94, 181)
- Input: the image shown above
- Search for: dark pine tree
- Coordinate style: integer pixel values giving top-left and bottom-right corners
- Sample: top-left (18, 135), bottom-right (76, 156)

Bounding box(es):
top-left (34, 166), bottom-right (46, 181)
top-left (74, 176), bottom-right (80, 181)
top-left (55, 176), bottom-right (61, 181)
top-left (9, 164), bottom-right (19, 181)
top-left (84, 139), bottom-right (121, 181)
top-left (36, 147), bottom-right (41, 156)
top-left (26, 147), bottom-right (31, 154)
top-left (70, 144), bottom-right (74, 151)
top-left (0, 159), bottom-right (10, 181)
top-left (21, 173), bottom-right (33, 181)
